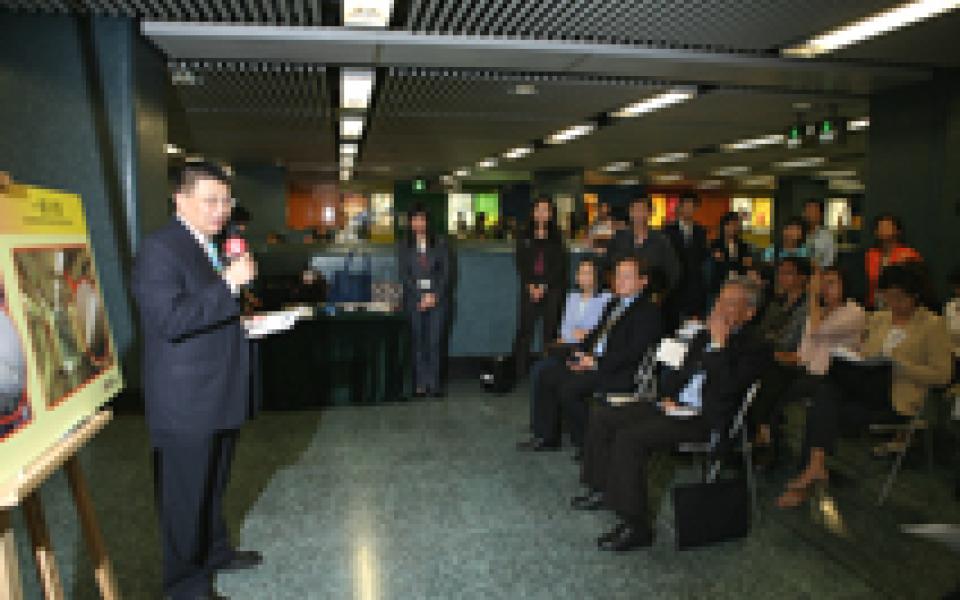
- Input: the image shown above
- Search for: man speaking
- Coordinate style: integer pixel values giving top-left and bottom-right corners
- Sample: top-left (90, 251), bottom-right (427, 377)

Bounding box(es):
top-left (132, 161), bottom-right (260, 600)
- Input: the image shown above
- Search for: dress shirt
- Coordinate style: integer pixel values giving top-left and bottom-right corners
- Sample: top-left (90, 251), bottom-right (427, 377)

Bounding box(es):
top-left (593, 294), bottom-right (637, 356)
top-left (559, 291), bottom-right (612, 344)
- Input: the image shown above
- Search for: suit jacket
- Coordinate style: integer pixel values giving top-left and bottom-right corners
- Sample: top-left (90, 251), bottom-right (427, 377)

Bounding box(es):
top-left (861, 307), bottom-right (952, 416)
top-left (515, 234), bottom-right (566, 291)
top-left (131, 218), bottom-right (250, 437)
top-left (609, 228), bottom-right (681, 293)
top-left (579, 295), bottom-right (663, 393)
top-left (397, 236), bottom-right (451, 314)
top-left (665, 221), bottom-right (708, 316)
top-left (661, 323), bottom-right (770, 432)
top-left (708, 238), bottom-right (754, 293)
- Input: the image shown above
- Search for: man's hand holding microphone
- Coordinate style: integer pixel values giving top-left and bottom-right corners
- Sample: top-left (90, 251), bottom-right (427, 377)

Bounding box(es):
top-left (222, 235), bottom-right (257, 293)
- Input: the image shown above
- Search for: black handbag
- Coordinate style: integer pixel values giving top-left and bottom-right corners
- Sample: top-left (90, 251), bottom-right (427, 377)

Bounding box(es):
top-left (672, 476), bottom-right (749, 550)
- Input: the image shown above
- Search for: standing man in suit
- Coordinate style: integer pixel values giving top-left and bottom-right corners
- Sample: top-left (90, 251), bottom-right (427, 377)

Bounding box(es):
top-left (574, 276), bottom-right (769, 551)
top-left (132, 161), bottom-right (261, 600)
top-left (397, 203), bottom-right (451, 397)
top-left (664, 194), bottom-right (709, 328)
top-left (608, 197), bottom-right (680, 301)
top-left (517, 255), bottom-right (663, 452)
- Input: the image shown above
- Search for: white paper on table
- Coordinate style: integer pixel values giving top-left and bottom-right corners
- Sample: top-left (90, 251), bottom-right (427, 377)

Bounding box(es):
top-left (656, 337), bottom-right (689, 369)
top-left (901, 524), bottom-right (960, 553)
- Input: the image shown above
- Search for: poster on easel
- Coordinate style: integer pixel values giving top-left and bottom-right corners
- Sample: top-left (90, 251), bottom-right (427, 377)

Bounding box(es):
top-left (0, 181), bottom-right (123, 488)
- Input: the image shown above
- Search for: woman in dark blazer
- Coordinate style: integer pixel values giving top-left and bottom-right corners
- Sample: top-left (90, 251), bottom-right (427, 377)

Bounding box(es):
top-left (707, 211), bottom-right (755, 298)
top-left (398, 203), bottom-right (451, 397)
top-left (512, 197), bottom-right (567, 377)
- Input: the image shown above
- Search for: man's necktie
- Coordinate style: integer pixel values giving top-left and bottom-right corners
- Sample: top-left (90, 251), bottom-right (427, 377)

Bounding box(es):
top-left (205, 241), bottom-right (223, 272)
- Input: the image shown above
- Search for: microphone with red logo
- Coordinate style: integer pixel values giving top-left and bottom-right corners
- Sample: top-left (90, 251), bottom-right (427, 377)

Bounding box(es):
top-left (222, 223), bottom-right (254, 289)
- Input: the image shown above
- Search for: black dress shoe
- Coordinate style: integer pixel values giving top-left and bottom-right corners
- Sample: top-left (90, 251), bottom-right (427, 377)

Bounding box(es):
top-left (216, 550), bottom-right (263, 572)
top-left (571, 491), bottom-right (604, 511)
top-left (599, 524), bottom-right (653, 552)
top-left (596, 522), bottom-right (627, 547)
top-left (516, 438), bottom-right (560, 452)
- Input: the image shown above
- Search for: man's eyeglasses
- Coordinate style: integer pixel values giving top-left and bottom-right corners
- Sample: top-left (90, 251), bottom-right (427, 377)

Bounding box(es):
top-left (199, 196), bottom-right (236, 210)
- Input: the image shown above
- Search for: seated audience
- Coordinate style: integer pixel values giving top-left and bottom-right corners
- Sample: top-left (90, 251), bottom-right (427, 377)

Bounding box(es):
top-left (517, 255), bottom-right (662, 453)
top-left (773, 267), bottom-right (866, 508)
top-left (864, 214), bottom-right (922, 308)
top-left (762, 217), bottom-right (809, 264)
top-left (527, 259), bottom-right (612, 430)
top-left (574, 276), bottom-right (769, 551)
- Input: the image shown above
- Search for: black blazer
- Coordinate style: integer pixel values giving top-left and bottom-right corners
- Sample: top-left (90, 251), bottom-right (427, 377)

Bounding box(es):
top-left (665, 221), bottom-right (709, 315)
top-left (515, 234), bottom-right (566, 292)
top-left (579, 295), bottom-right (663, 393)
top-left (708, 238), bottom-right (754, 291)
top-left (397, 236), bottom-right (451, 314)
top-left (131, 218), bottom-right (250, 437)
top-left (661, 323), bottom-right (770, 432)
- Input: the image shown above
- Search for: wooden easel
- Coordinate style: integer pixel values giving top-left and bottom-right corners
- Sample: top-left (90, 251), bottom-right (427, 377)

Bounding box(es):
top-left (0, 409), bottom-right (119, 599)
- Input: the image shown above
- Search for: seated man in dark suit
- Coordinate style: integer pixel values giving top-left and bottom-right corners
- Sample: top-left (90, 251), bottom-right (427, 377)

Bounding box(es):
top-left (517, 255), bottom-right (663, 452)
top-left (574, 275), bottom-right (770, 551)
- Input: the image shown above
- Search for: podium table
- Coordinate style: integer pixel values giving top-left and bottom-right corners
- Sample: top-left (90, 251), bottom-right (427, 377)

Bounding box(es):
top-left (256, 310), bottom-right (410, 409)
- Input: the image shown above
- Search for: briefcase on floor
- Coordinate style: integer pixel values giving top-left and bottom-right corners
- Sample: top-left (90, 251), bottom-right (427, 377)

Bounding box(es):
top-left (480, 355), bottom-right (516, 394)
top-left (672, 477), bottom-right (749, 550)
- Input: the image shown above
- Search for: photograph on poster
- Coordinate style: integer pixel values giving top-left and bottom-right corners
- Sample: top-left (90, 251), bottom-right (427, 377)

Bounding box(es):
top-left (0, 267), bottom-right (31, 440)
top-left (12, 245), bottom-right (113, 408)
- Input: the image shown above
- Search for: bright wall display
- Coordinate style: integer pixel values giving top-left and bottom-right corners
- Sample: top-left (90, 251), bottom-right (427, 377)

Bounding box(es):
top-left (447, 193), bottom-right (474, 234)
top-left (473, 193), bottom-right (500, 230)
top-left (827, 198), bottom-right (852, 230)
top-left (370, 192), bottom-right (394, 242)
top-left (0, 183), bottom-right (123, 487)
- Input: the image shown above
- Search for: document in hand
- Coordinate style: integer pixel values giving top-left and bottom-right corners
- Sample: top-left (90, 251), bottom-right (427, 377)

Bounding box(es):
top-left (656, 338), bottom-right (689, 370)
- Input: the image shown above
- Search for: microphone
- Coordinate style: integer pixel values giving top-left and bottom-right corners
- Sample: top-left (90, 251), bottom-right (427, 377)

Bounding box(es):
top-left (222, 222), bottom-right (248, 263)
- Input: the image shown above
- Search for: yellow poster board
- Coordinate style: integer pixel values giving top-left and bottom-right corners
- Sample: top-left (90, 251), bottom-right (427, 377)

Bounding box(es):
top-left (0, 183), bottom-right (123, 489)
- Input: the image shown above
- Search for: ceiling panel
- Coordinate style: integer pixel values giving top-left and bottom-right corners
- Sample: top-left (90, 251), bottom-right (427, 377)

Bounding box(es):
top-left (0, 0), bottom-right (326, 25)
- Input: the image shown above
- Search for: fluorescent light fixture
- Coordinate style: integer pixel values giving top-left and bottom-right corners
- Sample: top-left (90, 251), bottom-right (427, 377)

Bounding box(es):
top-left (847, 117), bottom-right (870, 131)
top-left (546, 123), bottom-right (595, 145)
top-left (601, 161), bottom-right (633, 172)
top-left (774, 156), bottom-right (826, 169)
top-left (477, 157), bottom-right (498, 169)
top-left (697, 179), bottom-right (724, 189)
top-left (817, 169), bottom-right (858, 178)
top-left (339, 169), bottom-right (352, 181)
top-left (454, 168), bottom-right (471, 177)
top-left (722, 134), bottom-right (785, 152)
top-left (340, 155), bottom-right (355, 168)
top-left (611, 88), bottom-right (696, 118)
top-left (343, 0), bottom-right (395, 27)
top-left (340, 116), bottom-right (365, 139)
top-left (164, 143), bottom-right (182, 155)
top-left (341, 69), bottom-right (375, 109)
top-left (340, 143), bottom-right (359, 156)
top-left (711, 166), bottom-right (750, 177)
top-left (617, 178), bottom-right (640, 186)
top-left (511, 84), bottom-right (537, 96)
top-left (652, 172), bottom-right (684, 183)
top-left (502, 146), bottom-right (533, 160)
top-left (782, 0), bottom-right (960, 57)
top-left (740, 175), bottom-right (776, 188)
top-left (646, 152), bottom-right (689, 164)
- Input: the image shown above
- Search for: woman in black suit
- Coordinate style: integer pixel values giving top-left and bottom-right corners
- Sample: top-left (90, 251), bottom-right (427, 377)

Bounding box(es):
top-left (398, 203), bottom-right (450, 397)
top-left (707, 211), bottom-right (755, 298)
top-left (512, 197), bottom-right (567, 377)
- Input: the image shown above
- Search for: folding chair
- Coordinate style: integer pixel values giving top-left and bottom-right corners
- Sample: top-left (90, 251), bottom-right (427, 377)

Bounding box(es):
top-left (677, 381), bottom-right (762, 518)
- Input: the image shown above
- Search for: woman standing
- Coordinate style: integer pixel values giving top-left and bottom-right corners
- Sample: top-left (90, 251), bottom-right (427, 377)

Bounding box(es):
top-left (398, 204), bottom-right (450, 397)
top-left (707, 212), bottom-right (754, 297)
top-left (513, 197), bottom-right (567, 378)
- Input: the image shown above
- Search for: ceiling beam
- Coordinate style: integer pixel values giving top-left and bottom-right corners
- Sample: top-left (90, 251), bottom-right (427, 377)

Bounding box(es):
top-left (142, 22), bottom-right (932, 95)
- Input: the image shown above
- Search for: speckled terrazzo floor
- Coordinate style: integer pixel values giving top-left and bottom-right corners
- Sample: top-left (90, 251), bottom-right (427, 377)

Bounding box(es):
top-left (9, 380), bottom-right (960, 599)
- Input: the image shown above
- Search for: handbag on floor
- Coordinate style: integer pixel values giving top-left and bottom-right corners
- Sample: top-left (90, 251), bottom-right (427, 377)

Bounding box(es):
top-left (672, 476), bottom-right (750, 550)
top-left (480, 355), bottom-right (516, 394)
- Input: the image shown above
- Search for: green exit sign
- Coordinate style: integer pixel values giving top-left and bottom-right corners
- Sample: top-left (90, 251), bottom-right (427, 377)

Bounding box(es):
top-left (413, 178), bottom-right (427, 192)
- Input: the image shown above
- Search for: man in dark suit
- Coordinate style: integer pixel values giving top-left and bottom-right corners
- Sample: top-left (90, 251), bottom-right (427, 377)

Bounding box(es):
top-left (664, 194), bottom-right (709, 327)
top-left (574, 276), bottom-right (770, 551)
top-left (132, 162), bottom-right (261, 600)
top-left (517, 255), bottom-right (663, 451)
top-left (608, 197), bottom-right (680, 298)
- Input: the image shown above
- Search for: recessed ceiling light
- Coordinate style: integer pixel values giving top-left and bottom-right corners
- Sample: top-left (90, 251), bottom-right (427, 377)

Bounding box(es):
top-left (340, 143), bottom-right (359, 155)
top-left (454, 168), bottom-right (471, 177)
top-left (611, 88), bottom-right (696, 119)
top-left (511, 84), bottom-right (537, 96)
top-left (740, 175), bottom-right (776, 188)
top-left (546, 123), bottom-right (595, 145)
top-left (782, 0), bottom-right (960, 57)
top-left (793, 102), bottom-right (812, 111)
top-left (646, 152), bottom-right (689, 164)
top-left (617, 178), bottom-right (640, 186)
top-left (722, 134), bottom-right (785, 152)
top-left (340, 155), bottom-right (355, 168)
top-left (343, 0), bottom-right (395, 27)
top-left (341, 69), bottom-right (375, 109)
top-left (697, 179), bottom-right (724, 189)
top-left (164, 143), bottom-right (183, 155)
top-left (502, 146), bottom-right (533, 160)
top-left (601, 161), bottom-right (633, 172)
top-left (847, 117), bottom-right (870, 131)
top-left (711, 166), bottom-right (750, 177)
top-left (339, 169), bottom-right (352, 181)
top-left (817, 169), bottom-right (857, 178)
top-left (477, 157), bottom-right (498, 169)
top-left (774, 156), bottom-right (826, 168)
top-left (652, 172), bottom-right (684, 183)
top-left (340, 116), bottom-right (365, 139)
